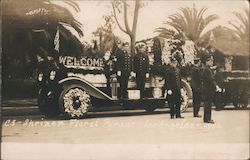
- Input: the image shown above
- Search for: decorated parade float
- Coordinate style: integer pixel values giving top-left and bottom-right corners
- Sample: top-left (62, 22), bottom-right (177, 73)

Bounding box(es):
top-left (36, 35), bottom-right (196, 118)
top-left (36, 25), bottom-right (249, 119)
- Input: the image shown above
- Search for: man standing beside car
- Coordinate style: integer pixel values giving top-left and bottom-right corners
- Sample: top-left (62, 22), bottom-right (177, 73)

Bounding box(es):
top-left (201, 53), bottom-right (221, 123)
top-left (214, 64), bottom-right (226, 111)
top-left (164, 57), bottom-right (184, 119)
top-left (191, 58), bottom-right (203, 117)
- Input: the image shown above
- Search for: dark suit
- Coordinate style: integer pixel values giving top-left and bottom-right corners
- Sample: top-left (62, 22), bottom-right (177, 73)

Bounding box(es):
top-left (214, 70), bottom-right (225, 110)
top-left (114, 48), bottom-right (124, 72)
top-left (191, 65), bottom-right (203, 116)
top-left (104, 58), bottom-right (114, 93)
top-left (202, 66), bottom-right (216, 122)
top-left (164, 65), bottom-right (182, 118)
top-left (134, 52), bottom-right (149, 97)
top-left (116, 51), bottom-right (132, 98)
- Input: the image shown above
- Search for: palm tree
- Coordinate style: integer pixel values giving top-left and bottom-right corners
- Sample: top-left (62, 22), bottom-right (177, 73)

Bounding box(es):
top-left (156, 4), bottom-right (218, 45)
top-left (2, 0), bottom-right (84, 78)
top-left (229, 7), bottom-right (249, 43)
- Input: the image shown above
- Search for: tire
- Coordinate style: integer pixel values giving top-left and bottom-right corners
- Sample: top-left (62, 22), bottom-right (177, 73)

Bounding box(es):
top-left (59, 84), bottom-right (91, 119)
top-left (38, 89), bottom-right (59, 118)
top-left (233, 96), bottom-right (249, 109)
top-left (233, 101), bottom-right (247, 109)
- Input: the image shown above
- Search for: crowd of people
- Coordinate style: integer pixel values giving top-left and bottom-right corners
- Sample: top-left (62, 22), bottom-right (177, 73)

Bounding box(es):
top-left (103, 39), bottom-right (225, 124)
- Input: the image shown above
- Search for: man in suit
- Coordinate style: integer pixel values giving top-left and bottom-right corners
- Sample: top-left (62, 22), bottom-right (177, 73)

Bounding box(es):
top-left (116, 42), bottom-right (132, 98)
top-left (164, 58), bottom-right (184, 119)
top-left (191, 58), bottom-right (203, 117)
top-left (134, 42), bottom-right (150, 98)
top-left (214, 65), bottom-right (226, 111)
top-left (201, 53), bottom-right (220, 123)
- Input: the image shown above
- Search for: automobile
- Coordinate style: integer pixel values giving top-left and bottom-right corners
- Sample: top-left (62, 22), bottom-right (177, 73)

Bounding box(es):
top-left (222, 70), bottom-right (249, 109)
top-left (36, 53), bottom-right (192, 119)
top-left (213, 55), bottom-right (249, 109)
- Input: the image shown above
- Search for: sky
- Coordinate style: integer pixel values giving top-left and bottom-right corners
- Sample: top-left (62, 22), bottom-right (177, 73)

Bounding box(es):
top-left (54, 0), bottom-right (249, 42)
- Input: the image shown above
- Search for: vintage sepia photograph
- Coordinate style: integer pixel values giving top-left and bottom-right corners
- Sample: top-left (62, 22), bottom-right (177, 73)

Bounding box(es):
top-left (1, 0), bottom-right (249, 159)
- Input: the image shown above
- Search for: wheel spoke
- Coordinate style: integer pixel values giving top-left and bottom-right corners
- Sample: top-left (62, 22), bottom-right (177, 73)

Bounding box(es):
top-left (180, 88), bottom-right (188, 112)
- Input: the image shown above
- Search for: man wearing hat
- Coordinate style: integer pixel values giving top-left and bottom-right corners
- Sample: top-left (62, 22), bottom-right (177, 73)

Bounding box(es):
top-left (134, 41), bottom-right (150, 98)
top-left (164, 57), bottom-right (183, 119)
top-left (201, 52), bottom-right (220, 123)
top-left (116, 42), bottom-right (132, 98)
top-left (191, 57), bottom-right (203, 117)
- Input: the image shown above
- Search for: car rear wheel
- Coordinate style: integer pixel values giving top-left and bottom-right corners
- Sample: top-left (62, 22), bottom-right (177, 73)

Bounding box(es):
top-left (233, 96), bottom-right (248, 109)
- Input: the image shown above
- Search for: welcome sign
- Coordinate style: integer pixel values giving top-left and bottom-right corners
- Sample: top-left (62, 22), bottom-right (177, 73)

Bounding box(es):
top-left (59, 56), bottom-right (104, 69)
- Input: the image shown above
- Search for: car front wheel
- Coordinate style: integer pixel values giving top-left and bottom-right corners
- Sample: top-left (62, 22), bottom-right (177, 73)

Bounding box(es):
top-left (59, 84), bottom-right (91, 119)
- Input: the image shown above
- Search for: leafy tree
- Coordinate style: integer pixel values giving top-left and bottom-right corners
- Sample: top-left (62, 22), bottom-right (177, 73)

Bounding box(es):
top-left (156, 4), bottom-right (218, 46)
top-left (208, 7), bottom-right (249, 56)
top-left (111, 0), bottom-right (141, 54)
top-left (2, 0), bottom-right (84, 78)
top-left (93, 14), bottom-right (116, 55)
top-left (227, 7), bottom-right (249, 55)
top-left (204, 26), bottom-right (236, 55)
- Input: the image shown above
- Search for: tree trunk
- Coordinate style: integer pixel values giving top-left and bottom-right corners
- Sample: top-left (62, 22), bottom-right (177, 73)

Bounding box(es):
top-left (112, 0), bottom-right (140, 56)
top-left (130, 35), bottom-right (136, 55)
top-left (99, 32), bottom-right (103, 51)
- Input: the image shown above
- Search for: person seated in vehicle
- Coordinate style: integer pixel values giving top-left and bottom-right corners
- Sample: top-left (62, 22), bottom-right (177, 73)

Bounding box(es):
top-left (116, 42), bottom-right (133, 99)
top-left (134, 41), bottom-right (150, 98)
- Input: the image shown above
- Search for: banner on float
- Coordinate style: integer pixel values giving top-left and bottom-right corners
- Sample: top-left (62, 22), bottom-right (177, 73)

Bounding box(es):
top-left (59, 56), bottom-right (104, 70)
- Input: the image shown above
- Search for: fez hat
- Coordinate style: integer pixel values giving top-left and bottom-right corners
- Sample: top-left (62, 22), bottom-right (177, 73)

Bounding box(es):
top-left (201, 52), bottom-right (212, 64)
top-left (135, 41), bottom-right (146, 49)
top-left (194, 58), bottom-right (200, 64)
top-left (122, 42), bottom-right (129, 46)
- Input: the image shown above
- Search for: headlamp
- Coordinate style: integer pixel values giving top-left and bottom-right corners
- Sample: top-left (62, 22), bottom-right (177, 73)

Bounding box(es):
top-left (38, 73), bottom-right (43, 81)
top-left (153, 88), bottom-right (162, 98)
top-left (50, 71), bottom-right (56, 80)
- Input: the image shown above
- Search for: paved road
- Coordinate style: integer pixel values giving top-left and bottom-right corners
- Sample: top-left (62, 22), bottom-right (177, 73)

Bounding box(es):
top-left (1, 107), bottom-right (250, 160)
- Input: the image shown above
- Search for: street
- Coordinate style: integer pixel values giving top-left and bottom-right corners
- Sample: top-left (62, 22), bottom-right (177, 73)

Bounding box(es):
top-left (1, 106), bottom-right (249, 160)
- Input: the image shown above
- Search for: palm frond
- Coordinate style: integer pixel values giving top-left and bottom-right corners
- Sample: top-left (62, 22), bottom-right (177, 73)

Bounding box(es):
top-left (157, 4), bottom-right (218, 45)
top-left (230, 7), bottom-right (249, 41)
top-left (64, 0), bottom-right (81, 12)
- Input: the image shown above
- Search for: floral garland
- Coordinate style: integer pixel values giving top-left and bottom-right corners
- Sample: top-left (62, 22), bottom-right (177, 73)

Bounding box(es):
top-left (152, 37), bottom-right (162, 66)
top-left (182, 40), bottom-right (196, 64)
top-left (66, 68), bottom-right (104, 75)
top-left (161, 39), bottom-right (172, 65)
top-left (160, 39), bottom-right (196, 66)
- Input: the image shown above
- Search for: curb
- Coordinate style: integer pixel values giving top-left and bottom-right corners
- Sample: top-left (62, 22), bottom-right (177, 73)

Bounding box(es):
top-left (2, 106), bottom-right (40, 116)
